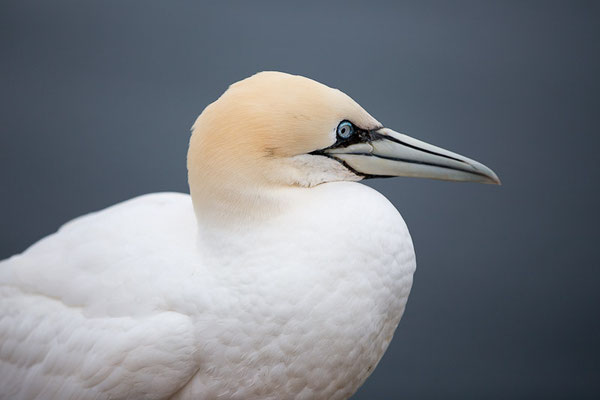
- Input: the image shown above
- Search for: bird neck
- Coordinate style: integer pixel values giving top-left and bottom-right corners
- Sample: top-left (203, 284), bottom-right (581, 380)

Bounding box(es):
top-left (188, 165), bottom-right (303, 229)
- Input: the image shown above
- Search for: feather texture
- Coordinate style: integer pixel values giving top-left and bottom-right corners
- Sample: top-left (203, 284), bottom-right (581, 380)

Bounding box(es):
top-left (1, 184), bottom-right (415, 400)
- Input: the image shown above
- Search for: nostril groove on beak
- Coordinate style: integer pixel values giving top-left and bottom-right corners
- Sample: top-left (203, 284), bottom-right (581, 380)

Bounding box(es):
top-left (372, 131), bottom-right (467, 165)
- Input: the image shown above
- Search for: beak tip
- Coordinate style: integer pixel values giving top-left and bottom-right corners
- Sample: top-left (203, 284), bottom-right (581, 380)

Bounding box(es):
top-left (487, 174), bottom-right (502, 186)
top-left (471, 162), bottom-right (501, 186)
top-left (490, 179), bottom-right (502, 186)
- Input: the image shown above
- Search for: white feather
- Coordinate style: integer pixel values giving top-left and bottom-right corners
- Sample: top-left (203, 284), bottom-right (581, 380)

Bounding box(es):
top-left (1, 183), bottom-right (415, 400)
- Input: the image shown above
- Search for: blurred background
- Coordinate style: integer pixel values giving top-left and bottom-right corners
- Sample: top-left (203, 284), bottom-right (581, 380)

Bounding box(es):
top-left (1, 1), bottom-right (599, 398)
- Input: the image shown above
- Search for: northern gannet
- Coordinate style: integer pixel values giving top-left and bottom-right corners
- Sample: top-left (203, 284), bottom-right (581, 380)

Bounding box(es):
top-left (0, 71), bottom-right (499, 400)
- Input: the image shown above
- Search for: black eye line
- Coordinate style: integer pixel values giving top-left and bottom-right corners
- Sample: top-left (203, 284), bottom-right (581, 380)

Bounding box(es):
top-left (331, 121), bottom-right (377, 150)
top-left (309, 120), bottom-right (388, 179)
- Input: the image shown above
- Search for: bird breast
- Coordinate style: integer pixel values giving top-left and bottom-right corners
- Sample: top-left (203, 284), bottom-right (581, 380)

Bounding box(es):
top-left (179, 181), bottom-right (416, 399)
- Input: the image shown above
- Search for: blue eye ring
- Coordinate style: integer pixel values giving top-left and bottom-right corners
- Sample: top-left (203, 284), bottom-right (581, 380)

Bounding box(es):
top-left (336, 121), bottom-right (354, 139)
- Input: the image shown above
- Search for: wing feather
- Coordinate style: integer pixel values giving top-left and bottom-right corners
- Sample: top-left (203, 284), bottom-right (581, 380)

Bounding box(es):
top-left (0, 193), bottom-right (201, 400)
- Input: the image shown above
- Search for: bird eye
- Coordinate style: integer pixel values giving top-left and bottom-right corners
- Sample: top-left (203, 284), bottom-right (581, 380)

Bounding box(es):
top-left (336, 121), bottom-right (354, 139)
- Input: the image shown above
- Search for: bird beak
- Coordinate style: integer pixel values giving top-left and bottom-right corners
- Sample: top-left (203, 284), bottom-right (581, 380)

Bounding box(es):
top-left (323, 128), bottom-right (500, 184)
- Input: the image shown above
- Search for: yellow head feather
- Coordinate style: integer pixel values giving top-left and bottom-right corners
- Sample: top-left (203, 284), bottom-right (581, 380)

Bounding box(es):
top-left (188, 71), bottom-right (378, 223)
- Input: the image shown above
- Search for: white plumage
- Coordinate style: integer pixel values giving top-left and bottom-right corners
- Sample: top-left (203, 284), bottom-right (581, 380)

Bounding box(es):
top-left (0, 72), bottom-right (498, 399)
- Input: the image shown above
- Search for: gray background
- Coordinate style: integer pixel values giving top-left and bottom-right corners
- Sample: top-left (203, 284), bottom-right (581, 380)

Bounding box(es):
top-left (1, 1), bottom-right (599, 398)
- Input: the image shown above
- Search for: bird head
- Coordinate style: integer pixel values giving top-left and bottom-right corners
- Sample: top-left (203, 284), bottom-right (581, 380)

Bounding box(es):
top-left (188, 71), bottom-right (499, 222)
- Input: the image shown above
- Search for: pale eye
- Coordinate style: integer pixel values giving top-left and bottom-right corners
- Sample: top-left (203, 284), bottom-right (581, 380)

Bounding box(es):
top-left (336, 121), bottom-right (354, 139)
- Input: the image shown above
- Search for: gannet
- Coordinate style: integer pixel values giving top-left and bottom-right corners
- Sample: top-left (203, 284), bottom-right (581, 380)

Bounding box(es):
top-left (0, 71), bottom-right (499, 400)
